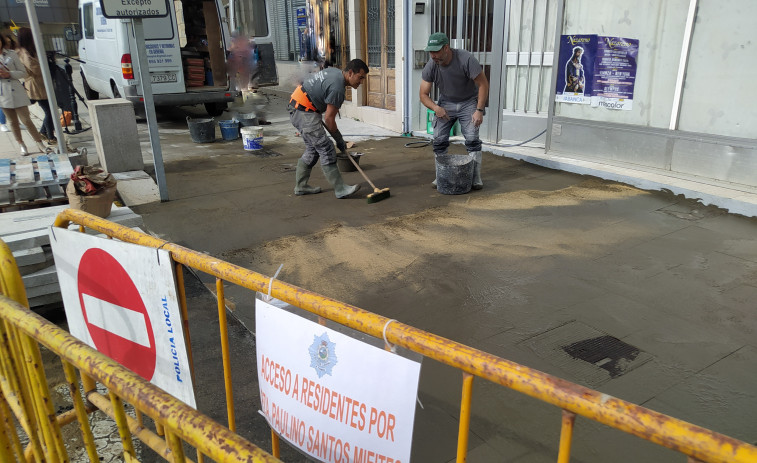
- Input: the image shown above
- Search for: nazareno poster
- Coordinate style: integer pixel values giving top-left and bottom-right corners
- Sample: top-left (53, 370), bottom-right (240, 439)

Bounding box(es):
top-left (555, 34), bottom-right (596, 105)
top-left (592, 36), bottom-right (639, 110)
top-left (555, 34), bottom-right (639, 110)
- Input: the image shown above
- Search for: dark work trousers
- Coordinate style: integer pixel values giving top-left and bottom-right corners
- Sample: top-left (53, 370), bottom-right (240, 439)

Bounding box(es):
top-left (288, 103), bottom-right (338, 167)
top-left (431, 96), bottom-right (482, 155)
top-left (32, 99), bottom-right (54, 139)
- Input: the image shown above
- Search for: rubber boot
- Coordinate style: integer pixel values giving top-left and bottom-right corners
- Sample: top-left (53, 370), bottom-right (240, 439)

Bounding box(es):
top-left (294, 159), bottom-right (322, 195)
top-left (431, 153), bottom-right (442, 188)
top-left (470, 151), bottom-right (483, 190)
top-left (322, 163), bottom-right (361, 198)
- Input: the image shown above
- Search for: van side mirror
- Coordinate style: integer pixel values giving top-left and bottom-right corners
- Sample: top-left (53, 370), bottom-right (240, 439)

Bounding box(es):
top-left (64, 25), bottom-right (82, 41)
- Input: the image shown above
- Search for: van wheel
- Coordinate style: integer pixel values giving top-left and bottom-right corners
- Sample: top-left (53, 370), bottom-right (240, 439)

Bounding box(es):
top-left (204, 102), bottom-right (227, 117)
top-left (111, 83), bottom-right (121, 99)
top-left (81, 72), bottom-right (99, 100)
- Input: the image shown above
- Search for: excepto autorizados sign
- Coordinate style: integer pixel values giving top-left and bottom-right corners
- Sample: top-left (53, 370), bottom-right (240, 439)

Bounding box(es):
top-left (99, 0), bottom-right (169, 18)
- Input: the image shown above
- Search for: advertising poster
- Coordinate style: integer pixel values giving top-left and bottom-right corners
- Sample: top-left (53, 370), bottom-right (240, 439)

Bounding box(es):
top-left (591, 36), bottom-right (639, 110)
top-left (297, 7), bottom-right (311, 61)
top-left (256, 299), bottom-right (421, 463)
top-left (50, 228), bottom-right (196, 408)
top-left (555, 34), bottom-right (597, 105)
top-left (555, 34), bottom-right (639, 110)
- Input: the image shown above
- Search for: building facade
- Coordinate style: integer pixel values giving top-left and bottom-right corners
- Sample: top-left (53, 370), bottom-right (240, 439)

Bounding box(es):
top-left (253, 0), bottom-right (755, 195)
top-left (1, 0), bottom-right (79, 55)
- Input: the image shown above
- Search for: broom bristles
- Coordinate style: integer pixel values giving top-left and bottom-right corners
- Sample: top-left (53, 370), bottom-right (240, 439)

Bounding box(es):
top-left (366, 188), bottom-right (390, 204)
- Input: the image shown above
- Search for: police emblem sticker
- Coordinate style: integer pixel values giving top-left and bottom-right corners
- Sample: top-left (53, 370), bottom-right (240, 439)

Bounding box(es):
top-left (309, 332), bottom-right (337, 378)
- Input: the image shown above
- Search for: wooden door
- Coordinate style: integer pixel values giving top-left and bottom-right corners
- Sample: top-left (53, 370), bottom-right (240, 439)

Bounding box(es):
top-left (363, 0), bottom-right (395, 110)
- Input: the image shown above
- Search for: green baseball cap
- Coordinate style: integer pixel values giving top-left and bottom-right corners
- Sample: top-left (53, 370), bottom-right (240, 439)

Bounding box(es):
top-left (425, 32), bottom-right (449, 52)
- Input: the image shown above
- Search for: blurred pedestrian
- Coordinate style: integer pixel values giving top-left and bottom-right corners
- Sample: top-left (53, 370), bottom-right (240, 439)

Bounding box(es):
top-left (0, 32), bottom-right (48, 155)
top-left (17, 27), bottom-right (56, 144)
top-left (3, 33), bottom-right (16, 50)
top-left (227, 33), bottom-right (252, 91)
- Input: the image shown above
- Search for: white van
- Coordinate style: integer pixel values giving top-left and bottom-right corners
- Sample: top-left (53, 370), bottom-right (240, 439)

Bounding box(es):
top-left (75, 0), bottom-right (237, 116)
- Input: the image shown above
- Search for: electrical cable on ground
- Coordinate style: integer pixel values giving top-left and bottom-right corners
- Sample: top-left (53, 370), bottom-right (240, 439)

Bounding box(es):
top-left (341, 129), bottom-right (547, 150)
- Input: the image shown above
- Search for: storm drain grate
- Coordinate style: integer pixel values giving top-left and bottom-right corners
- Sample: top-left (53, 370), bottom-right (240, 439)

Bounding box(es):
top-left (521, 321), bottom-right (653, 388)
top-left (563, 335), bottom-right (643, 379)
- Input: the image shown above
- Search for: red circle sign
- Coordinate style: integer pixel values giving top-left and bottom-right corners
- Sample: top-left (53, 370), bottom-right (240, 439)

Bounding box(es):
top-left (77, 248), bottom-right (157, 379)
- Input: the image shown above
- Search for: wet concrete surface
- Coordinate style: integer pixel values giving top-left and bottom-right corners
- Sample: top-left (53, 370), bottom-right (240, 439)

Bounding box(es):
top-left (23, 80), bottom-right (757, 461)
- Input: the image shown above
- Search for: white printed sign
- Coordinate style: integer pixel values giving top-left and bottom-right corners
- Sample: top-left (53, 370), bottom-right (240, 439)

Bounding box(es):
top-left (50, 227), bottom-right (196, 408)
top-left (256, 299), bottom-right (421, 463)
top-left (99, 0), bottom-right (169, 18)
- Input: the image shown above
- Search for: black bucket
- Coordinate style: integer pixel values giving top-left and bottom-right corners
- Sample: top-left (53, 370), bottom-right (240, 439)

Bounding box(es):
top-left (436, 154), bottom-right (474, 195)
top-left (237, 112), bottom-right (259, 127)
top-left (187, 117), bottom-right (215, 143)
top-left (336, 153), bottom-right (361, 172)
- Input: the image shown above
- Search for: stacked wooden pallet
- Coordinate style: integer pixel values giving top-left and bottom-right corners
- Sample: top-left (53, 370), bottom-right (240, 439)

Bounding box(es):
top-left (0, 154), bottom-right (75, 212)
top-left (1, 205), bottom-right (144, 309)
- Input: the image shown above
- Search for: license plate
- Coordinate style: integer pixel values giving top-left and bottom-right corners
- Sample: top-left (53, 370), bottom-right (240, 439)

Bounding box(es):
top-left (151, 73), bottom-right (177, 83)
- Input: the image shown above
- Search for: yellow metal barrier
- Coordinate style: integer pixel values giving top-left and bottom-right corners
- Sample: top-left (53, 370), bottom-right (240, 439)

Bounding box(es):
top-left (0, 207), bottom-right (743, 463)
top-left (0, 236), bottom-right (282, 462)
top-left (0, 294), bottom-right (283, 462)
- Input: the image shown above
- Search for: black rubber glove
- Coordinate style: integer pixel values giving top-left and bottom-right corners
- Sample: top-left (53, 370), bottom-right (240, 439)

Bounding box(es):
top-left (332, 130), bottom-right (347, 154)
top-left (336, 139), bottom-right (347, 154)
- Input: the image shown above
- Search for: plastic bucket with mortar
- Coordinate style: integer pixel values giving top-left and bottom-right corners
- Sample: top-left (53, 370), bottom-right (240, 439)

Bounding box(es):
top-left (241, 126), bottom-right (263, 151)
top-left (218, 120), bottom-right (239, 140)
top-left (435, 154), bottom-right (474, 195)
top-left (187, 117), bottom-right (215, 143)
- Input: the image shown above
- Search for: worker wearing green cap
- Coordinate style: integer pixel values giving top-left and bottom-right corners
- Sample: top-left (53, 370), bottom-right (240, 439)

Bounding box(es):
top-left (420, 32), bottom-right (489, 190)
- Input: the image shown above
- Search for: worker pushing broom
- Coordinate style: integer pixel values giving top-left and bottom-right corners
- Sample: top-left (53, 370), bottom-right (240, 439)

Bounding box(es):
top-left (288, 59), bottom-right (390, 203)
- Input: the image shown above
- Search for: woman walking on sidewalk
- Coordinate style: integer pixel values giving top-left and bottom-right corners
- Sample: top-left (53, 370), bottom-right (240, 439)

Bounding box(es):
top-left (17, 27), bottom-right (56, 145)
top-left (0, 33), bottom-right (47, 155)
top-left (0, 34), bottom-right (47, 156)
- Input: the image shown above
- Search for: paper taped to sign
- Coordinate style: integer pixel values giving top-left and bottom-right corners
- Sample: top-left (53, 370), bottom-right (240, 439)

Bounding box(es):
top-left (256, 298), bottom-right (421, 463)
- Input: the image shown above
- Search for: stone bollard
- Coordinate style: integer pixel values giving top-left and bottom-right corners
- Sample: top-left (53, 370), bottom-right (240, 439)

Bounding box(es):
top-left (89, 99), bottom-right (144, 172)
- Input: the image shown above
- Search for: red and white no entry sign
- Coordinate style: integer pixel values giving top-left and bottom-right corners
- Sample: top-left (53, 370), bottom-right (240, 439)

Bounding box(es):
top-left (51, 227), bottom-right (196, 407)
top-left (77, 248), bottom-right (157, 380)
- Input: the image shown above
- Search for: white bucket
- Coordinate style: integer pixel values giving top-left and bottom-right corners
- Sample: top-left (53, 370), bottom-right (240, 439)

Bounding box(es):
top-left (241, 126), bottom-right (263, 151)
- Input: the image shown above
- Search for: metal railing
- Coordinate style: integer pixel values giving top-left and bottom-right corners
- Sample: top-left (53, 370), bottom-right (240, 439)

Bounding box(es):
top-left (0, 234), bottom-right (282, 462)
top-left (2, 208), bottom-right (757, 462)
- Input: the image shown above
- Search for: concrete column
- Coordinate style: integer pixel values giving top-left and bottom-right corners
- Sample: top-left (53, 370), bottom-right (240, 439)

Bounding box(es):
top-left (89, 99), bottom-right (144, 173)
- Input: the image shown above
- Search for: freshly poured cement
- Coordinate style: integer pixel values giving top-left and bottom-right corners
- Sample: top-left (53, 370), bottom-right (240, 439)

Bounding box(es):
top-left (52, 92), bottom-right (757, 462)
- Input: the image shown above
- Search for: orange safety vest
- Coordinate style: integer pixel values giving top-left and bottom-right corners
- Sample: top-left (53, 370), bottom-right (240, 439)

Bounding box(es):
top-left (290, 85), bottom-right (319, 112)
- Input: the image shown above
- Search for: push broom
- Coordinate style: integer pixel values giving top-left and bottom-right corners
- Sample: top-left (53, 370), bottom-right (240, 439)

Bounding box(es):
top-left (346, 153), bottom-right (391, 203)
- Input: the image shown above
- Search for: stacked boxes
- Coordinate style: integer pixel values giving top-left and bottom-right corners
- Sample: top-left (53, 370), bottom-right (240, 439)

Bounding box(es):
top-left (185, 57), bottom-right (205, 87)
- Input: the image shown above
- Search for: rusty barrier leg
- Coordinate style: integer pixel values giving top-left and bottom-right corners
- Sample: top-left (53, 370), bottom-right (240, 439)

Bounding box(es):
top-left (62, 360), bottom-right (99, 462)
top-left (456, 372), bottom-right (474, 463)
top-left (557, 410), bottom-right (577, 463)
top-left (87, 391), bottom-right (177, 460)
top-left (216, 278), bottom-right (236, 432)
top-left (109, 390), bottom-right (138, 460)
top-left (0, 239), bottom-right (28, 309)
top-left (0, 389), bottom-right (23, 460)
top-left (271, 429), bottom-right (280, 458)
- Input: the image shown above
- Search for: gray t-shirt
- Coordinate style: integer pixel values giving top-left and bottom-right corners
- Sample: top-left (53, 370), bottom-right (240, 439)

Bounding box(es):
top-left (421, 49), bottom-right (482, 102)
top-left (302, 67), bottom-right (346, 113)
